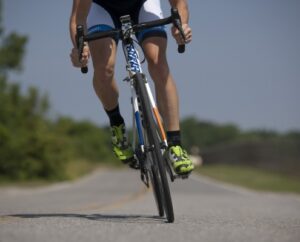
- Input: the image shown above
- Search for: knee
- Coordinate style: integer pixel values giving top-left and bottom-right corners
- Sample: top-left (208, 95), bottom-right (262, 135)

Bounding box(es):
top-left (94, 63), bottom-right (115, 83)
top-left (147, 56), bottom-right (170, 81)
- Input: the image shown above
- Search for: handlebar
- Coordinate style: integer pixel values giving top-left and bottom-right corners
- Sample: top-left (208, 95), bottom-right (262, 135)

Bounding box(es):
top-left (171, 8), bottom-right (186, 53)
top-left (76, 8), bottom-right (187, 74)
top-left (76, 25), bottom-right (88, 73)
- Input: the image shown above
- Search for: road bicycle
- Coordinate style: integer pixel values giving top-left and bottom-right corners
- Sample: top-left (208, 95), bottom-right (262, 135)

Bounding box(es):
top-left (76, 8), bottom-right (189, 223)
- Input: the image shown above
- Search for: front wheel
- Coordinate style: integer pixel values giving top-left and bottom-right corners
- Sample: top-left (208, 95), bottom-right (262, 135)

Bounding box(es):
top-left (135, 73), bottom-right (174, 223)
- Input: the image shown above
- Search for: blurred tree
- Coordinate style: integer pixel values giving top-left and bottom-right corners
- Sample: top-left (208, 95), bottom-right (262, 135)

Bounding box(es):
top-left (0, 0), bottom-right (66, 180)
top-left (0, 0), bottom-right (115, 181)
top-left (181, 117), bottom-right (240, 150)
top-left (0, 32), bottom-right (27, 73)
top-left (0, 1), bottom-right (27, 75)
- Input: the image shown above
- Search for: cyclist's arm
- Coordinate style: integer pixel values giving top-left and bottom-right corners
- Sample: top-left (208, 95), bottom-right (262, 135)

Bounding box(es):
top-left (69, 0), bottom-right (92, 47)
top-left (168, 0), bottom-right (189, 24)
top-left (69, 0), bottom-right (91, 68)
top-left (168, 0), bottom-right (192, 44)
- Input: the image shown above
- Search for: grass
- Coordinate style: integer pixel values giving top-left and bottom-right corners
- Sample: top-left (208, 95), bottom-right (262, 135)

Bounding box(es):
top-left (196, 164), bottom-right (300, 194)
top-left (64, 159), bottom-right (102, 180)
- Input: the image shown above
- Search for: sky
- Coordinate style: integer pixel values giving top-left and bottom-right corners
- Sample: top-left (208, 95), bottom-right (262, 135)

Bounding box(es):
top-left (3, 0), bottom-right (300, 132)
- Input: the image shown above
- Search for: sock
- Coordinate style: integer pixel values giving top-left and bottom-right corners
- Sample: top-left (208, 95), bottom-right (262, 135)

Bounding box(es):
top-left (105, 105), bottom-right (124, 127)
top-left (167, 130), bottom-right (181, 147)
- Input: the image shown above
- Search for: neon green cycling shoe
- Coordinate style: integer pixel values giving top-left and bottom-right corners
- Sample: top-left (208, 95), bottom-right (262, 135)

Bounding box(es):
top-left (165, 145), bottom-right (194, 175)
top-left (111, 124), bottom-right (135, 165)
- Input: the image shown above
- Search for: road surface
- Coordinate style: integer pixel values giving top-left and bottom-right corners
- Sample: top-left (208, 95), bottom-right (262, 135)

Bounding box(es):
top-left (0, 168), bottom-right (300, 242)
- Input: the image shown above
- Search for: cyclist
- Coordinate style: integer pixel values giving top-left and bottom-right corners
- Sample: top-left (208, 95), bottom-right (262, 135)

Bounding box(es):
top-left (69, 0), bottom-right (194, 175)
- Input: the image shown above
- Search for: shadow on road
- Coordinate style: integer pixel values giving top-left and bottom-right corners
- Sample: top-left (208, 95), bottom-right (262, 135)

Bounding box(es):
top-left (7, 213), bottom-right (165, 224)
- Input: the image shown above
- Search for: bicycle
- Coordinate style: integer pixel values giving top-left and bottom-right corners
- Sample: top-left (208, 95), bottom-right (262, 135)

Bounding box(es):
top-left (76, 8), bottom-right (189, 223)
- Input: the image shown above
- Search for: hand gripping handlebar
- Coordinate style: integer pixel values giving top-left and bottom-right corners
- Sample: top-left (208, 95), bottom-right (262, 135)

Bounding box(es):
top-left (76, 25), bottom-right (88, 74)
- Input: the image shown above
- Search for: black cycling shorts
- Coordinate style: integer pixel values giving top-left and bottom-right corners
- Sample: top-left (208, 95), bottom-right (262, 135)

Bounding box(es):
top-left (87, 0), bottom-right (167, 43)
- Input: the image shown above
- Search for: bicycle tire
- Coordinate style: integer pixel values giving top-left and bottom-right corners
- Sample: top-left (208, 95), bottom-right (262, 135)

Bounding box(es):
top-left (139, 93), bottom-right (164, 218)
top-left (149, 154), bottom-right (164, 217)
top-left (135, 73), bottom-right (174, 223)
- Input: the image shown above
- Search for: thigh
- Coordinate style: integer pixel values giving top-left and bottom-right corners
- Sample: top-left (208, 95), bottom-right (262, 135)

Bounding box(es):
top-left (89, 38), bottom-right (117, 73)
top-left (87, 3), bottom-right (117, 72)
top-left (142, 37), bottom-right (167, 65)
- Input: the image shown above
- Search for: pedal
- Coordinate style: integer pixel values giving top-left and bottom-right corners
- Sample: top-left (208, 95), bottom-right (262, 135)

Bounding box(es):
top-left (174, 173), bottom-right (191, 180)
top-left (128, 159), bottom-right (140, 170)
top-left (122, 156), bottom-right (140, 170)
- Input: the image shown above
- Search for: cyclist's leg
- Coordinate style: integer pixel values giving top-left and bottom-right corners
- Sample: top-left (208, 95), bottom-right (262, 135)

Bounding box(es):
top-left (138, 0), bottom-right (194, 174)
top-left (90, 40), bottom-right (119, 110)
top-left (142, 37), bottom-right (180, 132)
top-left (87, 3), bottom-right (134, 163)
top-left (137, 0), bottom-right (179, 132)
top-left (142, 38), bottom-right (194, 174)
top-left (87, 2), bottom-right (119, 111)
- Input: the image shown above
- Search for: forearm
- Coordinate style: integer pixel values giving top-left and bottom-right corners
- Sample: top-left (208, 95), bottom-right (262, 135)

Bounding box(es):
top-left (169, 0), bottom-right (189, 24)
top-left (69, 14), bottom-right (77, 47)
top-left (69, 0), bottom-right (92, 47)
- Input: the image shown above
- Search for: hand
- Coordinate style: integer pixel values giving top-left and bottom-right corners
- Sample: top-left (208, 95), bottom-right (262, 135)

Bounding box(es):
top-left (70, 43), bottom-right (90, 68)
top-left (171, 23), bottom-right (192, 45)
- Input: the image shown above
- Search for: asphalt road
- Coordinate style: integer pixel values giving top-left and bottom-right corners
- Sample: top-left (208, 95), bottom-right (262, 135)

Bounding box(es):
top-left (0, 168), bottom-right (300, 242)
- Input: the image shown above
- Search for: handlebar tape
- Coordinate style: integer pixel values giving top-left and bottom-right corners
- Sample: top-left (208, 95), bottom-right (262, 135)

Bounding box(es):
top-left (171, 8), bottom-right (186, 54)
top-left (76, 25), bottom-right (89, 74)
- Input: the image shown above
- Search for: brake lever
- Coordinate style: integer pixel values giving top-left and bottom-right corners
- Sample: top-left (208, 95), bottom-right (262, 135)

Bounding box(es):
top-left (171, 8), bottom-right (186, 53)
top-left (76, 25), bottom-right (88, 74)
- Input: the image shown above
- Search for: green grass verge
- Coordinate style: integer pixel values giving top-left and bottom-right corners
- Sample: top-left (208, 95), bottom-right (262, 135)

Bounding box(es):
top-left (196, 164), bottom-right (300, 194)
top-left (64, 159), bottom-right (103, 180)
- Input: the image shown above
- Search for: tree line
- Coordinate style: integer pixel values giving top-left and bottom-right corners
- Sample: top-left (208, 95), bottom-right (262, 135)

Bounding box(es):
top-left (180, 117), bottom-right (300, 152)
